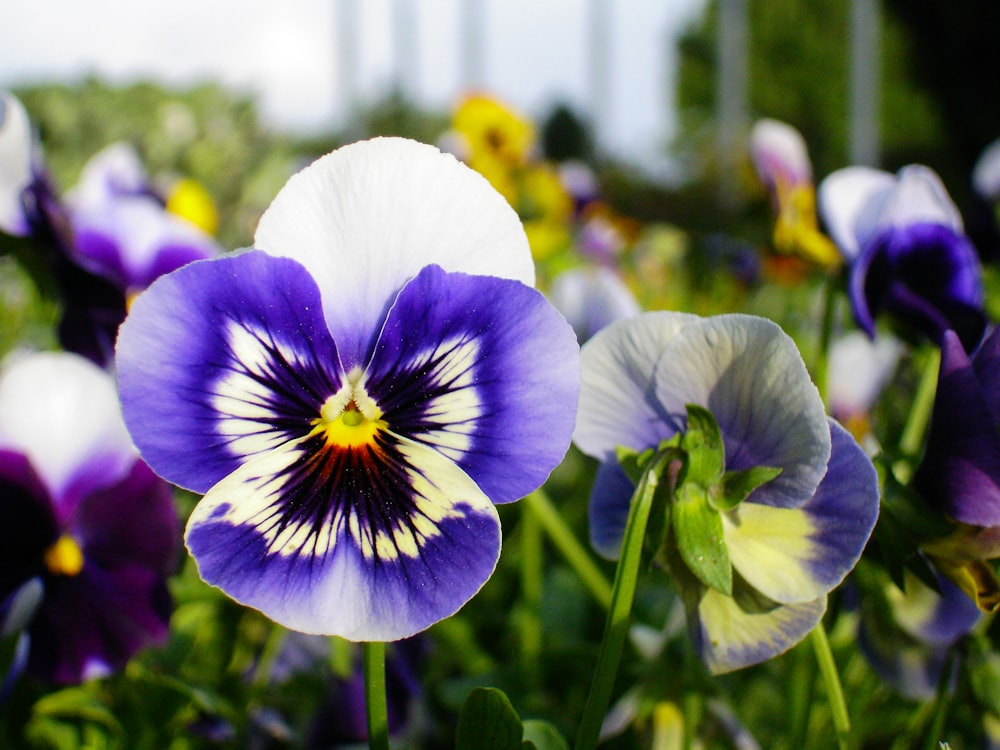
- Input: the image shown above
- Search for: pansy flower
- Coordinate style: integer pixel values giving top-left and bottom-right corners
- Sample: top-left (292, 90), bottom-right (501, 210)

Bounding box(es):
top-left (0, 351), bottom-right (177, 684)
top-left (912, 327), bottom-right (1000, 611)
top-left (819, 164), bottom-right (986, 351)
top-left (572, 312), bottom-right (879, 673)
top-left (59, 141), bottom-right (221, 363)
top-left (0, 92), bottom-right (221, 366)
top-left (749, 118), bottom-right (840, 268)
top-left (854, 567), bottom-right (979, 700)
top-left (116, 137), bottom-right (580, 642)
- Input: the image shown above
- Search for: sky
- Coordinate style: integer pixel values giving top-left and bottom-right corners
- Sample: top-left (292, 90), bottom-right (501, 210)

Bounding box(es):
top-left (0, 0), bottom-right (707, 175)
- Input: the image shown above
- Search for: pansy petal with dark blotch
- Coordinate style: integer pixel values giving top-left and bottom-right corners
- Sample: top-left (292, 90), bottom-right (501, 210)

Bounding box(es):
top-left (27, 562), bottom-right (171, 685)
top-left (367, 264), bottom-right (579, 504)
top-left (850, 222), bottom-right (985, 349)
top-left (185, 434), bottom-right (501, 641)
top-left (914, 330), bottom-right (1000, 527)
top-left (117, 251), bottom-right (344, 494)
top-left (78, 460), bottom-right (178, 579)
top-left (0, 450), bottom-right (57, 600)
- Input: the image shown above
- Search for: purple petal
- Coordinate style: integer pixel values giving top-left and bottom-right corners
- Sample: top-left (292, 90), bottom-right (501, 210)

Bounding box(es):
top-left (185, 437), bottom-right (501, 640)
top-left (798, 420), bottom-right (880, 589)
top-left (971, 325), bottom-right (1000, 425)
top-left (0, 450), bottom-right (56, 601)
top-left (367, 264), bottom-right (580, 504)
top-left (117, 252), bottom-right (344, 494)
top-left (914, 330), bottom-right (1000, 526)
top-left (724, 420), bottom-right (878, 604)
top-left (587, 460), bottom-right (636, 559)
top-left (27, 563), bottom-right (170, 684)
top-left (75, 460), bottom-right (178, 578)
top-left (71, 198), bottom-right (219, 292)
top-left (851, 222), bottom-right (985, 349)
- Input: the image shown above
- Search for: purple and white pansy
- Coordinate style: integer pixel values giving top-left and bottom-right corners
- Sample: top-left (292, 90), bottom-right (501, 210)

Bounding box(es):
top-left (819, 164), bottom-right (986, 352)
top-left (0, 351), bottom-right (177, 684)
top-left (116, 137), bottom-right (581, 642)
top-left (572, 312), bottom-right (879, 673)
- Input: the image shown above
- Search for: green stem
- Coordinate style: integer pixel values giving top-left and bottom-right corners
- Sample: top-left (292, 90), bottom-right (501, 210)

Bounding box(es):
top-left (250, 624), bottom-right (288, 689)
top-left (921, 646), bottom-right (958, 750)
top-left (895, 347), bottom-right (941, 483)
top-left (520, 501), bottom-right (544, 687)
top-left (525, 489), bottom-right (613, 610)
top-left (363, 641), bottom-right (391, 750)
top-left (788, 639), bottom-right (817, 749)
top-left (814, 274), bottom-right (839, 406)
top-left (810, 624), bottom-right (851, 750)
top-left (574, 454), bottom-right (667, 750)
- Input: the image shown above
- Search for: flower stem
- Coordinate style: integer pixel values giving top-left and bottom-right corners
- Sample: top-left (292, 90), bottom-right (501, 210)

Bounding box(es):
top-left (921, 646), bottom-right (958, 750)
top-left (525, 489), bottom-right (613, 610)
top-left (813, 273), bottom-right (839, 405)
top-left (895, 346), bottom-right (940, 483)
top-left (809, 624), bottom-right (851, 750)
top-left (520, 501), bottom-right (544, 688)
top-left (574, 454), bottom-right (666, 750)
top-left (363, 641), bottom-right (391, 750)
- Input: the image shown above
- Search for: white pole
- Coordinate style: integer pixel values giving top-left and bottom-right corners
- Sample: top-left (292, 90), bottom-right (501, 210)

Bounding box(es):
top-left (460, 0), bottom-right (486, 90)
top-left (588, 0), bottom-right (613, 155)
top-left (393, 0), bottom-right (419, 100)
top-left (336, 0), bottom-right (360, 133)
top-left (849, 0), bottom-right (881, 166)
top-left (716, 0), bottom-right (749, 201)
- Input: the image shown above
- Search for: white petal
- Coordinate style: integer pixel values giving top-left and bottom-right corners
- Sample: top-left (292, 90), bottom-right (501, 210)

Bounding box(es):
top-left (0, 92), bottom-right (33, 236)
top-left (652, 315), bottom-right (830, 508)
top-left (0, 351), bottom-right (136, 499)
top-left (572, 311), bottom-right (700, 462)
top-left (973, 138), bottom-right (1000, 200)
top-left (881, 164), bottom-right (964, 231)
top-left (750, 118), bottom-right (812, 186)
top-left (67, 141), bottom-right (148, 210)
top-left (827, 330), bottom-right (903, 421)
top-left (254, 137), bottom-right (533, 364)
top-left (818, 166), bottom-right (895, 260)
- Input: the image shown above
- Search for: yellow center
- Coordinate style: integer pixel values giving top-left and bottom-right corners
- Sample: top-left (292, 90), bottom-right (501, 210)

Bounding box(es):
top-left (316, 369), bottom-right (386, 449)
top-left (44, 535), bottom-right (85, 577)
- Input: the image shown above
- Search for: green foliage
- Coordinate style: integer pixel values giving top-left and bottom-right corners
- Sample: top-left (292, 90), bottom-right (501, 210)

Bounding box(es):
top-left (673, 0), bottom-right (953, 183)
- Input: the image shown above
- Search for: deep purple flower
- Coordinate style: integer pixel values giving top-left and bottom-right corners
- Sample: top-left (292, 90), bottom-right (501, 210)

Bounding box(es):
top-left (116, 137), bottom-right (580, 641)
top-left (912, 327), bottom-right (1000, 611)
top-left (0, 352), bottom-right (177, 684)
top-left (819, 164), bottom-right (986, 351)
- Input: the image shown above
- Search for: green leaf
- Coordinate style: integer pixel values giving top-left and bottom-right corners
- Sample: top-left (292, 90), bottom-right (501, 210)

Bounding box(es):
top-left (680, 404), bottom-right (725, 486)
top-left (872, 457), bottom-right (952, 591)
top-left (455, 687), bottom-right (523, 750)
top-left (521, 719), bottom-right (570, 750)
top-left (713, 465), bottom-right (782, 510)
top-left (672, 483), bottom-right (732, 595)
top-left (967, 636), bottom-right (1000, 717)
